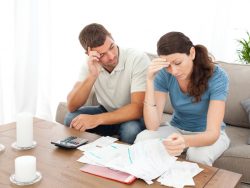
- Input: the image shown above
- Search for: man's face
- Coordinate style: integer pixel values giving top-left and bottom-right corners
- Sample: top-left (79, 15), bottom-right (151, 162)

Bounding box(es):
top-left (91, 36), bottom-right (119, 72)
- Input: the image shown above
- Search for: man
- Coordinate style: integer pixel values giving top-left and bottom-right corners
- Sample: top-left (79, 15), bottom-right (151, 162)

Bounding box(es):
top-left (64, 23), bottom-right (150, 144)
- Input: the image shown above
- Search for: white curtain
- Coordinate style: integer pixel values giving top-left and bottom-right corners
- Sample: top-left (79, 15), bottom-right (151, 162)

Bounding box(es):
top-left (0, 0), bottom-right (52, 124)
top-left (0, 0), bottom-right (250, 124)
top-left (0, 0), bottom-right (16, 123)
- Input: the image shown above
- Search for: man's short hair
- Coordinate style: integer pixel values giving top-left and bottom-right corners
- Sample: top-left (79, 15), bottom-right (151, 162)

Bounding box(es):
top-left (79, 23), bottom-right (113, 51)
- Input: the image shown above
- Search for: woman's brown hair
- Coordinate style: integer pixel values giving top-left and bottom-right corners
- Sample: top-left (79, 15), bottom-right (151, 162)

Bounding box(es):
top-left (157, 32), bottom-right (214, 102)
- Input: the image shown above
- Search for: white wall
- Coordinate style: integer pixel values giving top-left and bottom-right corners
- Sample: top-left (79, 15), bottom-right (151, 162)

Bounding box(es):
top-left (50, 0), bottom-right (250, 101)
top-left (0, 0), bottom-right (250, 123)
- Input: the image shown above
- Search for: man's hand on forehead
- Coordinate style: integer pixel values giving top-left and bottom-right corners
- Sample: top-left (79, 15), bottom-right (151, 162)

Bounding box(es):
top-left (87, 47), bottom-right (101, 59)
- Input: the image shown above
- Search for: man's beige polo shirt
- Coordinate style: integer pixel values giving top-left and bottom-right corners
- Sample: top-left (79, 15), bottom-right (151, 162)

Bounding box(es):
top-left (79, 48), bottom-right (150, 112)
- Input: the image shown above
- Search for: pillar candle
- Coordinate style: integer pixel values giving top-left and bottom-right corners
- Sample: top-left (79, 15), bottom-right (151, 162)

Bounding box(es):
top-left (15, 156), bottom-right (36, 182)
top-left (16, 112), bottom-right (33, 147)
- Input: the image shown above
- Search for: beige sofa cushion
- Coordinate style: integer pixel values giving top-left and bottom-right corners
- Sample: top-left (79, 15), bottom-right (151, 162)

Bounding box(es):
top-left (214, 126), bottom-right (250, 183)
top-left (241, 98), bottom-right (250, 124)
top-left (217, 61), bottom-right (250, 128)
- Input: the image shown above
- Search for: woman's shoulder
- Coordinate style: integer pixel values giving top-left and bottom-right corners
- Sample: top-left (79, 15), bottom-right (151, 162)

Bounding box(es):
top-left (214, 64), bottom-right (228, 77)
top-left (210, 64), bottom-right (229, 84)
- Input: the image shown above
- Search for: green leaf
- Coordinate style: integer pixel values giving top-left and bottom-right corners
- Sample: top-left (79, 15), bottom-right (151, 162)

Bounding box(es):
top-left (237, 31), bottom-right (250, 64)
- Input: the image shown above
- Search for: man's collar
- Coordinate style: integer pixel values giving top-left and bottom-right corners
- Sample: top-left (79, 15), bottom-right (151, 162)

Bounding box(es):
top-left (113, 46), bottom-right (125, 71)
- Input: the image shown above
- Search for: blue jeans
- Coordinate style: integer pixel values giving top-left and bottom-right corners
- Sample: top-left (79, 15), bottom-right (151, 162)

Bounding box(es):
top-left (64, 105), bottom-right (145, 144)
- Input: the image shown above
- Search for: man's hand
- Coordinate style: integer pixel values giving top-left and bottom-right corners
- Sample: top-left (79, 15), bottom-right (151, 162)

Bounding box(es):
top-left (147, 58), bottom-right (170, 80)
top-left (87, 47), bottom-right (102, 77)
top-left (70, 114), bottom-right (102, 132)
top-left (163, 133), bottom-right (186, 156)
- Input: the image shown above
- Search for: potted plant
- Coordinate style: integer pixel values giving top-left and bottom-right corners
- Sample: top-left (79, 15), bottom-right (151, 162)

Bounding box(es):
top-left (237, 31), bottom-right (250, 64)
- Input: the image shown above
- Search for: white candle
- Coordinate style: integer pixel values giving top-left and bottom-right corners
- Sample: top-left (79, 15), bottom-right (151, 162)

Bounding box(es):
top-left (15, 156), bottom-right (36, 182)
top-left (16, 112), bottom-right (33, 147)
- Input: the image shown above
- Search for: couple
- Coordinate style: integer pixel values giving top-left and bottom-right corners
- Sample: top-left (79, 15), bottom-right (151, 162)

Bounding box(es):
top-left (64, 23), bottom-right (230, 166)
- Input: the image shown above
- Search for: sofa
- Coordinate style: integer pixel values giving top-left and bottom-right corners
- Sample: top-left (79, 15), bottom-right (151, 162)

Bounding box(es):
top-left (55, 54), bottom-right (250, 185)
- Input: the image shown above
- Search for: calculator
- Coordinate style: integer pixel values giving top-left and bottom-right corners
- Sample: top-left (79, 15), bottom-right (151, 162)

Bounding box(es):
top-left (51, 136), bottom-right (88, 149)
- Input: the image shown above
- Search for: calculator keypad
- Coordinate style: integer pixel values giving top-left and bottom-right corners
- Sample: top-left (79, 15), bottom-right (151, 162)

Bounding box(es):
top-left (52, 136), bottom-right (88, 148)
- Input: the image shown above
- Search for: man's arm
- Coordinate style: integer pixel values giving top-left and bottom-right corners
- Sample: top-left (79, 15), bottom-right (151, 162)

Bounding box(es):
top-left (67, 74), bottom-right (97, 112)
top-left (98, 91), bottom-right (145, 124)
top-left (70, 92), bottom-right (145, 131)
top-left (67, 48), bottom-right (102, 112)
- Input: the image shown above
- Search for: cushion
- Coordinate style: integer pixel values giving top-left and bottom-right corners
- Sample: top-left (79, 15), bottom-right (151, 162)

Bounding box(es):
top-left (214, 126), bottom-right (250, 183)
top-left (240, 98), bottom-right (250, 145)
top-left (55, 102), bottom-right (68, 125)
top-left (241, 98), bottom-right (250, 124)
top-left (217, 61), bottom-right (250, 128)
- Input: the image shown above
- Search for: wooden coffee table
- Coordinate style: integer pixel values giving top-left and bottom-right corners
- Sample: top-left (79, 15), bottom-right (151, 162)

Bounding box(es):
top-left (0, 118), bottom-right (242, 188)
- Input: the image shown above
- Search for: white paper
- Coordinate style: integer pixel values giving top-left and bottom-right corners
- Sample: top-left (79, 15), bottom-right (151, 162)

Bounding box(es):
top-left (83, 143), bottom-right (127, 166)
top-left (124, 139), bottom-right (176, 182)
top-left (77, 138), bottom-right (203, 187)
top-left (77, 136), bottom-right (118, 152)
top-left (93, 136), bottom-right (118, 147)
top-left (157, 161), bottom-right (203, 188)
top-left (77, 155), bottom-right (101, 166)
top-left (81, 139), bottom-right (176, 183)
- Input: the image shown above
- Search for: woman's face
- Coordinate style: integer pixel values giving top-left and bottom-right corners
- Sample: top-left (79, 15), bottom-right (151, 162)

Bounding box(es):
top-left (160, 47), bottom-right (195, 81)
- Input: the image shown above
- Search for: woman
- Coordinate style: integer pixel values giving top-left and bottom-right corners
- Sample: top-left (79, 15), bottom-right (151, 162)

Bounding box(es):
top-left (135, 32), bottom-right (230, 166)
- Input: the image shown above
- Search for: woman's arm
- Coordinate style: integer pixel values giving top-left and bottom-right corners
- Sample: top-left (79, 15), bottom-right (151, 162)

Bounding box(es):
top-left (183, 100), bottom-right (225, 147)
top-left (164, 100), bottom-right (225, 156)
top-left (144, 84), bottom-right (167, 130)
top-left (143, 58), bottom-right (170, 130)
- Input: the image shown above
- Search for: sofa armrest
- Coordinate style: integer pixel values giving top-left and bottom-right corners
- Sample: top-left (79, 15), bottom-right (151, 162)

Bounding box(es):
top-left (55, 102), bottom-right (68, 125)
top-left (55, 92), bottom-right (99, 125)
